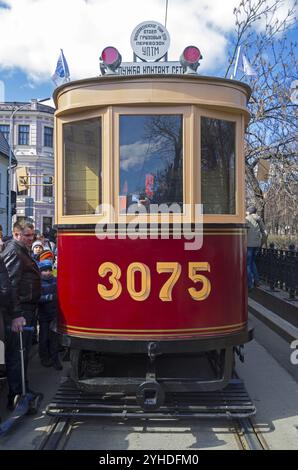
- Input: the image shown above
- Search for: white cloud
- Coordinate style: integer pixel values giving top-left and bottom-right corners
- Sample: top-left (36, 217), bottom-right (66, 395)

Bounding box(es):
top-left (120, 141), bottom-right (150, 171)
top-left (0, 0), bottom-right (295, 83)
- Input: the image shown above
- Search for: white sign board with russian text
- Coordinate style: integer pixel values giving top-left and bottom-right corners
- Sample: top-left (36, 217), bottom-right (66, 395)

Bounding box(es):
top-left (130, 21), bottom-right (170, 62)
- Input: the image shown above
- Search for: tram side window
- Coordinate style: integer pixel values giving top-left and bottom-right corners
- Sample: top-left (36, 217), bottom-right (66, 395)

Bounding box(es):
top-left (119, 114), bottom-right (183, 213)
top-left (201, 117), bottom-right (236, 214)
top-left (63, 118), bottom-right (102, 215)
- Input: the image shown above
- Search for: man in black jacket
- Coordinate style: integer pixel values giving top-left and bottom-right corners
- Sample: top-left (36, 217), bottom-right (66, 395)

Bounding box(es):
top-left (0, 257), bottom-right (11, 347)
top-left (0, 258), bottom-right (11, 421)
top-left (1, 222), bottom-right (42, 409)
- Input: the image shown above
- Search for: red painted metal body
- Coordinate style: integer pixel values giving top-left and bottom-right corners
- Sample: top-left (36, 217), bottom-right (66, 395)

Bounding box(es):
top-left (57, 229), bottom-right (247, 341)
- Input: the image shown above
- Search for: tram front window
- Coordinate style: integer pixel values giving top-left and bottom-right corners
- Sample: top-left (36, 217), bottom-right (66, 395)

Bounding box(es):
top-left (63, 118), bottom-right (102, 215)
top-left (201, 117), bottom-right (236, 214)
top-left (119, 114), bottom-right (183, 213)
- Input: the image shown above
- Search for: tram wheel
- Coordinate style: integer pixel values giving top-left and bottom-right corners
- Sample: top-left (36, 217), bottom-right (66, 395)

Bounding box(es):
top-left (70, 349), bottom-right (105, 381)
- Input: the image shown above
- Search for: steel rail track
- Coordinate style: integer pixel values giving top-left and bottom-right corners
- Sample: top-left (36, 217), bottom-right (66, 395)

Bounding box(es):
top-left (38, 416), bottom-right (74, 450)
top-left (39, 414), bottom-right (269, 451)
top-left (232, 416), bottom-right (270, 450)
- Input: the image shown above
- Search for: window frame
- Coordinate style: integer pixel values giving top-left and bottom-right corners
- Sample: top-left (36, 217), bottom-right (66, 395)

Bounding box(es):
top-left (55, 105), bottom-right (244, 226)
top-left (113, 105), bottom-right (193, 225)
top-left (0, 124), bottom-right (10, 142)
top-left (56, 108), bottom-right (108, 224)
top-left (43, 175), bottom-right (53, 198)
top-left (44, 126), bottom-right (54, 148)
top-left (18, 124), bottom-right (30, 146)
top-left (42, 216), bottom-right (52, 235)
top-left (195, 107), bottom-right (244, 223)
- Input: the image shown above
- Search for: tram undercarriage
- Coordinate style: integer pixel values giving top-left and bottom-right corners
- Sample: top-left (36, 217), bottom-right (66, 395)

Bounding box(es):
top-left (47, 328), bottom-right (255, 418)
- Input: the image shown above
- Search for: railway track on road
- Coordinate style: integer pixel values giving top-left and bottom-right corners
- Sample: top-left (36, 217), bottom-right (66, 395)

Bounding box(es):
top-left (38, 369), bottom-right (270, 450)
top-left (39, 417), bottom-right (74, 450)
top-left (39, 414), bottom-right (270, 451)
top-left (232, 417), bottom-right (269, 450)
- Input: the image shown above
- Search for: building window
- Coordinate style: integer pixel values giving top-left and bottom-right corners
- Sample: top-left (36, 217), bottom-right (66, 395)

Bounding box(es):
top-left (17, 187), bottom-right (28, 196)
top-left (18, 125), bottom-right (30, 145)
top-left (43, 176), bottom-right (53, 197)
top-left (201, 117), bottom-right (236, 214)
top-left (44, 126), bottom-right (53, 147)
top-left (63, 118), bottom-right (102, 215)
top-left (42, 217), bottom-right (52, 235)
top-left (0, 124), bottom-right (10, 142)
top-left (119, 114), bottom-right (183, 213)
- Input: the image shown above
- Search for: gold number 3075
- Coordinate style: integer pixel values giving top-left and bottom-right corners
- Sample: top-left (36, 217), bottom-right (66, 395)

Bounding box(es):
top-left (97, 261), bottom-right (211, 302)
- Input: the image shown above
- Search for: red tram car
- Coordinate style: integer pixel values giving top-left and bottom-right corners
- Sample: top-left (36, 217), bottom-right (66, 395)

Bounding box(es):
top-left (52, 40), bottom-right (253, 416)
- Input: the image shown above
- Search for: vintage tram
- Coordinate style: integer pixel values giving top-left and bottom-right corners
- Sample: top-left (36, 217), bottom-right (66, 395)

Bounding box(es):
top-left (53, 39), bottom-right (253, 416)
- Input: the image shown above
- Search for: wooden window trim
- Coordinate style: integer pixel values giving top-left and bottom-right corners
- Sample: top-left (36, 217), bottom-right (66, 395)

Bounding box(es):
top-left (196, 107), bottom-right (244, 224)
top-left (56, 108), bottom-right (109, 224)
top-left (55, 105), bottom-right (245, 225)
top-left (114, 105), bottom-right (193, 225)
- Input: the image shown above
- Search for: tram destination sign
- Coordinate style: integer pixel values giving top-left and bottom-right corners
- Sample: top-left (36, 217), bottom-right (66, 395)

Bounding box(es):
top-left (131, 21), bottom-right (170, 62)
top-left (118, 62), bottom-right (184, 76)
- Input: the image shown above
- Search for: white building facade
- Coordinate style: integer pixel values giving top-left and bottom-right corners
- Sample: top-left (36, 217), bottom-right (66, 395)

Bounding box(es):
top-left (0, 100), bottom-right (55, 234)
top-left (0, 153), bottom-right (8, 234)
top-left (0, 130), bottom-right (16, 235)
top-left (0, 140), bottom-right (9, 235)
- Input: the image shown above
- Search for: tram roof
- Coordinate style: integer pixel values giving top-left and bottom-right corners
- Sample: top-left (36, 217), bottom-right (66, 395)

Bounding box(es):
top-left (53, 74), bottom-right (251, 108)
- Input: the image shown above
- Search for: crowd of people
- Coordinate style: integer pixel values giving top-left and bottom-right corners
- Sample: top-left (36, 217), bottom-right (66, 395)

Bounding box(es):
top-left (0, 221), bottom-right (60, 412)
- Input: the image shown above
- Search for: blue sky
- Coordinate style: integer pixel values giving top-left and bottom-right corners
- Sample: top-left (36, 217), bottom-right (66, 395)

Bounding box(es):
top-left (1, 67), bottom-right (55, 102)
top-left (0, 0), bottom-right (296, 105)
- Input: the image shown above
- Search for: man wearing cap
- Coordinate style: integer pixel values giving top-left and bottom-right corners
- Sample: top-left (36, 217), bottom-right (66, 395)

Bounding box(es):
top-left (1, 221), bottom-right (42, 409)
top-left (246, 206), bottom-right (267, 290)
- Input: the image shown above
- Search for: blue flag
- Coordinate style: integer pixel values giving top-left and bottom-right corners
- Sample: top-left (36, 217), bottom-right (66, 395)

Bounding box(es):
top-left (52, 49), bottom-right (70, 87)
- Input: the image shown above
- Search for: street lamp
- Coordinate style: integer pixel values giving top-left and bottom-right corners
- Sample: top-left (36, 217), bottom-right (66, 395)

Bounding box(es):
top-left (7, 97), bottom-right (51, 235)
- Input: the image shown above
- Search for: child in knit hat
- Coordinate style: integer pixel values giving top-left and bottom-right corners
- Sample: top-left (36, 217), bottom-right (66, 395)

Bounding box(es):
top-left (39, 249), bottom-right (54, 262)
top-left (32, 240), bottom-right (44, 262)
top-left (38, 259), bottom-right (62, 370)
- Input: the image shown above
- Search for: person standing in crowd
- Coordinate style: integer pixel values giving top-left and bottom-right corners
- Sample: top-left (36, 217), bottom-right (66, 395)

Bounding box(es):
top-left (38, 259), bottom-right (62, 370)
top-left (31, 240), bottom-right (44, 344)
top-left (36, 233), bottom-right (55, 253)
top-left (1, 221), bottom-right (42, 409)
top-left (12, 222), bottom-right (22, 241)
top-left (2, 222), bottom-right (22, 247)
top-left (246, 206), bottom-right (267, 291)
top-left (0, 257), bottom-right (11, 421)
top-left (0, 257), bottom-right (11, 357)
top-left (39, 249), bottom-right (55, 264)
top-left (32, 240), bottom-right (44, 263)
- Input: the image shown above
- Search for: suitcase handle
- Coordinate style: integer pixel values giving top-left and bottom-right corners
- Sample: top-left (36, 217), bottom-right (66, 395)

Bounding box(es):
top-left (6, 326), bottom-right (35, 332)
